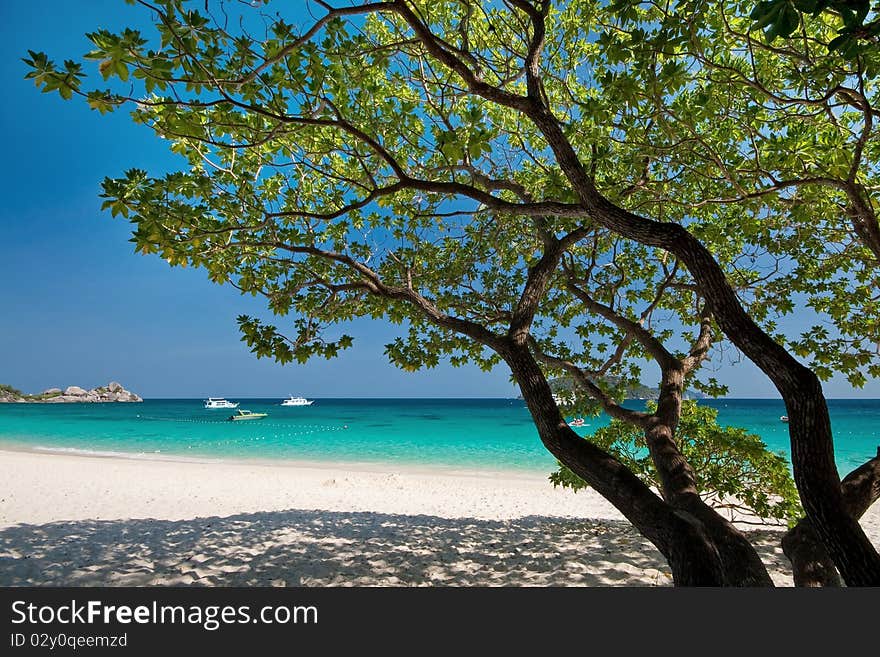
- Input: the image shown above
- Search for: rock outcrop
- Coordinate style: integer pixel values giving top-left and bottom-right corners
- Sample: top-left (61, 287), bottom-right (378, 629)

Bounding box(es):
top-left (0, 387), bottom-right (21, 403)
top-left (0, 382), bottom-right (143, 403)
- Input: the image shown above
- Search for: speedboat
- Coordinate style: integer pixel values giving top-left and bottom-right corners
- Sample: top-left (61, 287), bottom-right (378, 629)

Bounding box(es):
top-left (229, 409), bottom-right (268, 422)
top-left (205, 397), bottom-right (239, 409)
top-left (780, 415), bottom-right (789, 423)
top-left (281, 395), bottom-right (314, 406)
top-left (568, 418), bottom-right (586, 427)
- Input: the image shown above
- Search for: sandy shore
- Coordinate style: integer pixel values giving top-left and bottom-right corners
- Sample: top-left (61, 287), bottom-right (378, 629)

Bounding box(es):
top-left (1, 448), bottom-right (877, 586)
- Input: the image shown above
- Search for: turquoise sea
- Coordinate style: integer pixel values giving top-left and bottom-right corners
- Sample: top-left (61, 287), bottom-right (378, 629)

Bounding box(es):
top-left (0, 398), bottom-right (877, 474)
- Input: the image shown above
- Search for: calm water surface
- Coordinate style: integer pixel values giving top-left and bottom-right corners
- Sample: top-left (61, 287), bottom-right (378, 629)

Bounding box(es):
top-left (0, 398), bottom-right (876, 474)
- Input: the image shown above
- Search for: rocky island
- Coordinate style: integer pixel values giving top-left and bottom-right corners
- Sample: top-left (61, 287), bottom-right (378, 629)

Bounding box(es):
top-left (0, 382), bottom-right (142, 403)
top-left (545, 375), bottom-right (708, 402)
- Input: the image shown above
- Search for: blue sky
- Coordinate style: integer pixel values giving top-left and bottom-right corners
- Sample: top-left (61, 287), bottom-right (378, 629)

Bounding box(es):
top-left (0, 1), bottom-right (876, 399)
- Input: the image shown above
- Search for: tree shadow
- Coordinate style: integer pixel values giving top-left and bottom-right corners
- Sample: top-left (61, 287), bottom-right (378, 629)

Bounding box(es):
top-left (0, 509), bottom-right (678, 586)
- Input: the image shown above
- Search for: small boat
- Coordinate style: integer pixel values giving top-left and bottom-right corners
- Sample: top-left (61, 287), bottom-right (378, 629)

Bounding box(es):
top-left (568, 418), bottom-right (586, 427)
top-left (780, 415), bottom-right (789, 423)
top-left (205, 397), bottom-right (239, 409)
top-left (228, 409), bottom-right (268, 422)
top-left (281, 395), bottom-right (314, 407)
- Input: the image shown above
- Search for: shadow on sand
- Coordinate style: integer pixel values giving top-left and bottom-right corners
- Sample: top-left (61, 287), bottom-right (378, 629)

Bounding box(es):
top-left (0, 509), bottom-right (720, 586)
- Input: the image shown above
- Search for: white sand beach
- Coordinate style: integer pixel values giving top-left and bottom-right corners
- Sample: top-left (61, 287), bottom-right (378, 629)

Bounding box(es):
top-left (1, 448), bottom-right (877, 586)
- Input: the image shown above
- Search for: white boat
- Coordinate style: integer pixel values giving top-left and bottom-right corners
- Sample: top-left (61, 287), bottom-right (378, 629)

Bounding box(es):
top-left (281, 395), bottom-right (314, 407)
top-left (780, 415), bottom-right (789, 423)
top-left (204, 397), bottom-right (239, 409)
top-left (229, 409), bottom-right (268, 422)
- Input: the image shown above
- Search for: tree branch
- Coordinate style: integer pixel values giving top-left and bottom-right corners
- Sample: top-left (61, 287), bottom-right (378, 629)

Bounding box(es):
top-left (527, 337), bottom-right (650, 427)
top-left (564, 271), bottom-right (678, 371)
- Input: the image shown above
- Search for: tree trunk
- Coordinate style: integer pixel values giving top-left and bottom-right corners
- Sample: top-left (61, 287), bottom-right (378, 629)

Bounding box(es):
top-left (501, 343), bottom-right (771, 586)
top-left (645, 370), bottom-right (773, 586)
top-left (782, 519), bottom-right (841, 587)
top-left (783, 448), bottom-right (880, 586)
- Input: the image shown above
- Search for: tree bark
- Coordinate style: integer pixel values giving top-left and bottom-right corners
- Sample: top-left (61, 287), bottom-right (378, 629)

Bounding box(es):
top-left (645, 370), bottom-right (773, 586)
top-left (782, 519), bottom-right (840, 587)
top-left (846, 185), bottom-right (880, 266)
top-left (783, 448), bottom-right (880, 586)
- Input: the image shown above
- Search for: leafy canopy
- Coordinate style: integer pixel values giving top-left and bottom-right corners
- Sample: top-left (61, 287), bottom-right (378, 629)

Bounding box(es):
top-left (21, 1), bottom-right (880, 443)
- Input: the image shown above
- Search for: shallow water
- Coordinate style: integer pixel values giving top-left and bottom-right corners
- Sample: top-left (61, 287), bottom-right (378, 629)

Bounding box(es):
top-left (0, 398), bottom-right (876, 474)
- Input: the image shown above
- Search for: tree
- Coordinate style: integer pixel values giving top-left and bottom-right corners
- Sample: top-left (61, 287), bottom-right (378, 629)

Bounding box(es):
top-left (26, 0), bottom-right (880, 584)
top-left (592, 0), bottom-right (880, 584)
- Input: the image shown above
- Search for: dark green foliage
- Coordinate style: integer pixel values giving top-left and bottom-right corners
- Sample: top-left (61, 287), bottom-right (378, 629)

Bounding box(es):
top-left (0, 384), bottom-right (23, 397)
top-left (0, 385), bottom-right (64, 401)
top-left (550, 401), bottom-right (803, 523)
top-left (750, 0), bottom-right (879, 56)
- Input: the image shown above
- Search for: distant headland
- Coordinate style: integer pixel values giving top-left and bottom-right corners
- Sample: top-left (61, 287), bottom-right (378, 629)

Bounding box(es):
top-left (545, 376), bottom-right (708, 402)
top-left (0, 382), bottom-right (142, 403)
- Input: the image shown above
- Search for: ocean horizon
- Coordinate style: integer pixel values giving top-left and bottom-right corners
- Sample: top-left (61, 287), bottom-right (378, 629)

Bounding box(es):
top-left (1, 398), bottom-right (877, 475)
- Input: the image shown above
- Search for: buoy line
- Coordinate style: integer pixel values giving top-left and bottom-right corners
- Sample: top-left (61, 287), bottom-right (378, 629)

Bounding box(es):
top-left (136, 415), bottom-right (348, 432)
